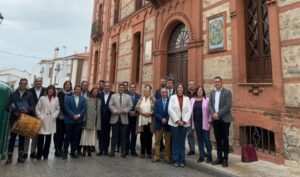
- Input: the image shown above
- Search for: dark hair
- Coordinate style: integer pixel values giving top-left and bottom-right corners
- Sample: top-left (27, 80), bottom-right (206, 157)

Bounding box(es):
top-left (167, 78), bottom-right (174, 83)
top-left (99, 80), bottom-right (105, 84)
top-left (176, 83), bottom-right (185, 94)
top-left (144, 84), bottom-right (152, 90)
top-left (19, 78), bottom-right (28, 83)
top-left (89, 87), bottom-right (99, 98)
top-left (63, 80), bottom-right (72, 90)
top-left (193, 86), bottom-right (206, 98)
top-left (46, 85), bottom-right (57, 97)
top-left (214, 76), bottom-right (223, 81)
top-left (129, 83), bottom-right (136, 87)
top-left (74, 85), bottom-right (82, 90)
top-left (118, 83), bottom-right (125, 87)
top-left (81, 80), bottom-right (88, 85)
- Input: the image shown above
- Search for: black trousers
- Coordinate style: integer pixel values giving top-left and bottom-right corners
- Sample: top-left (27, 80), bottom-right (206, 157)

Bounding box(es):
top-left (8, 120), bottom-right (24, 155)
top-left (54, 119), bottom-right (65, 152)
top-left (64, 124), bottom-right (81, 154)
top-left (110, 119), bottom-right (128, 155)
top-left (140, 124), bottom-right (153, 155)
top-left (127, 116), bottom-right (137, 153)
top-left (99, 120), bottom-right (111, 153)
top-left (213, 120), bottom-right (231, 160)
top-left (37, 134), bottom-right (51, 158)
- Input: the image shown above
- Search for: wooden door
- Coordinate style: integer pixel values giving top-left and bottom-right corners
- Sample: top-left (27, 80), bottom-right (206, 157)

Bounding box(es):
top-left (167, 23), bottom-right (189, 89)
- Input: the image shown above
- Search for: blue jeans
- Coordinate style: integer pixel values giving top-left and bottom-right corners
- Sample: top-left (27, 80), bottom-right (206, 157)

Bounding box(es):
top-left (171, 126), bottom-right (188, 164)
top-left (187, 126), bottom-right (195, 152)
top-left (195, 125), bottom-right (212, 160)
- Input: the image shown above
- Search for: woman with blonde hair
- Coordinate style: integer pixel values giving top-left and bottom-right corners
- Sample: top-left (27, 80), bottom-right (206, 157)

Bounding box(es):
top-left (136, 84), bottom-right (155, 159)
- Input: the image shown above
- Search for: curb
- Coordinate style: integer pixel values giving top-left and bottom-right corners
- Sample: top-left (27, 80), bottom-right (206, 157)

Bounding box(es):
top-left (185, 158), bottom-right (239, 177)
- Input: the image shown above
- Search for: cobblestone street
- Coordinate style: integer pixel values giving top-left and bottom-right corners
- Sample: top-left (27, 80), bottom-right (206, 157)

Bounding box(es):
top-left (1, 150), bottom-right (213, 177)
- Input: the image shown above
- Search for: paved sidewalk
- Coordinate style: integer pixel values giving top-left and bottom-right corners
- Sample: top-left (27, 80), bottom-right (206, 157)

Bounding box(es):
top-left (184, 150), bottom-right (300, 177)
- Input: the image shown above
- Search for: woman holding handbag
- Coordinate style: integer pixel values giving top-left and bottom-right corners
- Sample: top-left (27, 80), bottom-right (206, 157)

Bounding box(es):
top-left (80, 87), bottom-right (101, 156)
top-left (35, 85), bottom-right (60, 160)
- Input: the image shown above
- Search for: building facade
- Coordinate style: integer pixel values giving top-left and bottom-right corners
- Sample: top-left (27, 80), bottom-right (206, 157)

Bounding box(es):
top-left (32, 52), bottom-right (89, 88)
top-left (87, 0), bottom-right (300, 165)
top-left (0, 68), bottom-right (31, 89)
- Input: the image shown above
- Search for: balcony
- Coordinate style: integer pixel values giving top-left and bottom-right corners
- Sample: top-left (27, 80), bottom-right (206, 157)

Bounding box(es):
top-left (91, 21), bottom-right (103, 42)
top-left (146, 0), bottom-right (169, 8)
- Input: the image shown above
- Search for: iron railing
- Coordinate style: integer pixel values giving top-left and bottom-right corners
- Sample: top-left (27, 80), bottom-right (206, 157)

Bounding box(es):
top-left (240, 126), bottom-right (275, 154)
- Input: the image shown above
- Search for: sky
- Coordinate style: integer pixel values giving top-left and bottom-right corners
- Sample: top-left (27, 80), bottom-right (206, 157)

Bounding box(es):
top-left (0, 0), bottom-right (93, 72)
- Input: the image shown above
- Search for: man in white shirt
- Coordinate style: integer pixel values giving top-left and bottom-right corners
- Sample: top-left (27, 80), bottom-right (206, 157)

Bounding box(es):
top-left (209, 76), bottom-right (233, 167)
top-left (25, 77), bottom-right (46, 159)
top-left (97, 82), bottom-right (115, 156)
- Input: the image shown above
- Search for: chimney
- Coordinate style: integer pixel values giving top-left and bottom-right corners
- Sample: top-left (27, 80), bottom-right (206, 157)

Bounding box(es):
top-left (85, 46), bottom-right (88, 53)
top-left (54, 47), bottom-right (59, 58)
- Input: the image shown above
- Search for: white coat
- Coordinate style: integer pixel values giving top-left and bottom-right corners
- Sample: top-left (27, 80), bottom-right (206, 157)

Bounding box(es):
top-left (35, 96), bottom-right (60, 134)
top-left (168, 95), bottom-right (192, 127)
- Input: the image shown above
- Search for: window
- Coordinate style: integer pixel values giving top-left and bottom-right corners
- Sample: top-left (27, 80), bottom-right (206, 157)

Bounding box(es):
top-left (245, 0), bottom-right (272, 82)
top-left (110, 43), bottom-right (117, 83)
top-left (54, 63), bottom-right (61, 85)
top-left (132, 32), bottom-right (141, 83)
top-left (135, 0), bottom-right (143, 11)
top-left (93, 51), bottom-right (99, 85)
top-left (114, 0), bottom-right (120, 25)
top-left (240, 126), bottom-right (275, 154)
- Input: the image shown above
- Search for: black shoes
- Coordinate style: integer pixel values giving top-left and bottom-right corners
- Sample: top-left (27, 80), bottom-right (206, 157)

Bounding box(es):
top-left (121, 153), bottom-right (126, 158)
top-left (212, 158), bottom-right (223, 165)
top-left (206, 158), bottom-right (213, 163)
top-left (187, 151), bottom-right (195, 155)
top-left (5, 155), bottom-right (12, 165)
top-left (71, 152), bottom-right (79, 159)
top-left (109, 152), bottom-right (115, 157)
top-left (222, 160), bottom-right (229, 167)
top-left (22, 153), bottom-right (28, 159)
top-left (97, 151), bottom-right (103, 156)
top-left (104, 151), bottom-right (109, 156)
top-left (62, 153), bottom-right (68, 160)
top-left (18, 153), bottom-right (25, 163)
top-left (30, 152), bottom-right (37, 159)
top-left (131, 151), bottom-right (138, 156)
top-left (197, 158), bottom-right (205, 163)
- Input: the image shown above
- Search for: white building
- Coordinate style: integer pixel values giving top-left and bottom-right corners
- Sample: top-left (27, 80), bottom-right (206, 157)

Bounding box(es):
top-left (32, 52), bottom-right (89, 89)
top-left (0, 68), bottom-right (31, 89)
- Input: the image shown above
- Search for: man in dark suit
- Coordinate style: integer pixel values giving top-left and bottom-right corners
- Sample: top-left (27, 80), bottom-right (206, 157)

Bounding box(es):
top-left (153, 88), bottom-right (171, 163)
top-left (97, 82), bottom-right (114, 156)
top-left (126, 83), bottom-right (140, 156)
top-left (98, 80), bottom-right (105, 94)
top-left (166, 78), bottom-right (175, 98)
top-left (63, 85), bottom-right (86, 159)
top-left (154, 78), bottom-right (167, 99)
top-left (209, 76), bottom-right (233, 167)
top-left (26, 77), bottom-right (46, 159)
top-left (5, 78), bottom-right (35, 165)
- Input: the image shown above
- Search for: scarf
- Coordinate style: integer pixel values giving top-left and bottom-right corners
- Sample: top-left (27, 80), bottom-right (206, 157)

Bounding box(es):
top-left (138, 97), bottom-right (152, 127)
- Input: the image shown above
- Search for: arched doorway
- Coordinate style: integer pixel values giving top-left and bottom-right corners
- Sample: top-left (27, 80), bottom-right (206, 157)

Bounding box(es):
top-left (167, 23), bottom-right (189, 88)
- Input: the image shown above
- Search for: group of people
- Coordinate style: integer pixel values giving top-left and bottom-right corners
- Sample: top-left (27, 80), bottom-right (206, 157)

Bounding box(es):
top-left (5, 76), bottom-right (233, 168)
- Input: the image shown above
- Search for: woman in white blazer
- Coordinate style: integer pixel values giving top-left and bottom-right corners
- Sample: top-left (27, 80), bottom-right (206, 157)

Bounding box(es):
top-left (168, 83), bottom-right (192, 167)
top-left (35, 85), bottom-right (60, 160)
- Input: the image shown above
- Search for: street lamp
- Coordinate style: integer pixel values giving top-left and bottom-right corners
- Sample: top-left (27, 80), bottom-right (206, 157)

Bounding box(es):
top-left (0, 13), bottom-right (4, 24)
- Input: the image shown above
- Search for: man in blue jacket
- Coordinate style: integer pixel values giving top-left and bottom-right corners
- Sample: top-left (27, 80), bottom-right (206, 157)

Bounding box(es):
top-left (63, 85), bottom-right (86, 159)
top-left (153, 88), bottom-right (171, 163)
